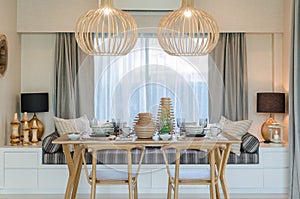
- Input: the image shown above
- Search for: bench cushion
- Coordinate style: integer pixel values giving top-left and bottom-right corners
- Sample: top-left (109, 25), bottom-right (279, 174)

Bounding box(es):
top-left (43, 148), bottom-right (259, 164)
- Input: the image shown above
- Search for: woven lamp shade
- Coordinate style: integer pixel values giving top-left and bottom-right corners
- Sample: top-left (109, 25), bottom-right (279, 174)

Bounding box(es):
top-left (157, 0), bottom-right (219, 56)
top-left (75, 0), bottom-right (138, 56)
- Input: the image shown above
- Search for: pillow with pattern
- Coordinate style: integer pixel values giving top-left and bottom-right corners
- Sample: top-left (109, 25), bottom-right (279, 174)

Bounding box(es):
top-left (54, 115), bottom-right (92, 136)
top-left (219, 116), bottom-right (252, 156)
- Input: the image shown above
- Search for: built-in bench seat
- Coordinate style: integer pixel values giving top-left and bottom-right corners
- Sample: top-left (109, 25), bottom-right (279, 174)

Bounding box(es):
top-left (42, 132), bottom-right (260, 165)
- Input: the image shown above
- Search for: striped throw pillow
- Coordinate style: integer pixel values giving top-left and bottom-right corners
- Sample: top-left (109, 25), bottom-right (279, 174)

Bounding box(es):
top-left (220, 116), bottom-right (252, 156)
top-left (241, 132), bottom-right (260, 153)
top-left (54, 115), bottom-right (92, 136)
top-left (42, 132), bottom-right (62, 153)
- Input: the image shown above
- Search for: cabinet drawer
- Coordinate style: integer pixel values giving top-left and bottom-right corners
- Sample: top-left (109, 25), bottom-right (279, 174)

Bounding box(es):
top-left (264, 168), bottom-right (289, 188)
top-left (5, 169), bottom-right (38, 189)
top-left (226, 167), bottom-right (264, 188)
top-left (262, 151), bottom-right (288, 167)
top-left (5, 152), bottom-right (38, 168)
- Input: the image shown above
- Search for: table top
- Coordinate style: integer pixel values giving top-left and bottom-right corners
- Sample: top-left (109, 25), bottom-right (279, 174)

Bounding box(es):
top-left (53, 132), bottom-right (241, 146)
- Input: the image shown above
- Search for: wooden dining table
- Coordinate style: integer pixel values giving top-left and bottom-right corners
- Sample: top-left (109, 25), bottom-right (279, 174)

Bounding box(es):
top-left (53, 132), bottom-right (241, 199)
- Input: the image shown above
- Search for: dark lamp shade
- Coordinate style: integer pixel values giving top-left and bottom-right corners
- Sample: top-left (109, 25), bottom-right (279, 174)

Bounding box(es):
top-left (21, 92), bottom-right (49, 113)
top-left (257, 92), bottom-right (285, 113)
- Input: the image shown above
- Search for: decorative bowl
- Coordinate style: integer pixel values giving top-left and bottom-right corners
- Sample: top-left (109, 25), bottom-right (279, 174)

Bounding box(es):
top-left (68, 132), bottom-right (80, 140)
top-left (159, 133), bottom-right (172, 141)
top-left (185, 125), bottom-right (205, 137)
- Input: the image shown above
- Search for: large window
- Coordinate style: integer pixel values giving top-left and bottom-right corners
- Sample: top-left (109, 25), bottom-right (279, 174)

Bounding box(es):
top-left (94, 34), bottom-right (209, 127)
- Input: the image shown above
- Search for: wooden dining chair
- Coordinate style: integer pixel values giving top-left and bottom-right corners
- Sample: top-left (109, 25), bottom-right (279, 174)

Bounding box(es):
top-left (81, 144), bottom-right (145, 199)
top-left (161, 142), bottom-right (223, 199)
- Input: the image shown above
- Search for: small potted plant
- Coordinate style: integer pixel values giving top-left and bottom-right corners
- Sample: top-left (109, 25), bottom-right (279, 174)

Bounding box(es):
top-left (159, 107), bottom-right (172, 140)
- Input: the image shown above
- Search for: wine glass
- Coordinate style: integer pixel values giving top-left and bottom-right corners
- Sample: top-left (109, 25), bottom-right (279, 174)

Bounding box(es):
top-left (176, 118), bottom-right (186, 133)
top-left (199, 118), bottom-right (208, 128)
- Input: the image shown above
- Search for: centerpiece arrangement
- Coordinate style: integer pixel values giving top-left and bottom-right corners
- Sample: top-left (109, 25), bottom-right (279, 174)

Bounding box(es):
top-left (134, 113), bottom-right (156, 138)
top-left (156, 97), bottom-right (175, 140)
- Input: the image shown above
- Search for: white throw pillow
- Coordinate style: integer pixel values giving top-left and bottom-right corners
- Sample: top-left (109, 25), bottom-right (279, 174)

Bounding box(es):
top-left (219, 116), bottom-right (252, 156)
top-left (54, 115), bottom-right (92, 136)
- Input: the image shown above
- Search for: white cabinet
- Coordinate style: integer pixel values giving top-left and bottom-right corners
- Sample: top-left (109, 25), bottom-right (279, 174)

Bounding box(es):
top-left (260, 143), bottom-right (289, 192)
top-left (0, 146), bottom-right (41, 191)
top-left (0, 144), bottom-right (289, 194)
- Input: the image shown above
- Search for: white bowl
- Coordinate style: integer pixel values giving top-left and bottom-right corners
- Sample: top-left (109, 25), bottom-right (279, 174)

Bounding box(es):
top-left (159, 134), bottom-right (172, 141)
top-left (68, 132), bottom-right (80, 140)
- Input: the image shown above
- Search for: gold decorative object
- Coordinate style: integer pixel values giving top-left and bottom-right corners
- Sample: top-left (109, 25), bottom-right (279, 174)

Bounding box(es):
top-left (157, 97), bottom-right (175, 134)
top-left (0, 34), bottom-right (8, 78)
top-left (134, 113), bottom-right (156, 138)
top-left (10, 113), bottom-right (20, 146)
top-left (157, 0), bottom-right (219, 56)
top-left (29, 115), bottom-right (44, 141)
top-left (22, 121), bottom-right (30, 146)
top-left (31, 120), bottom-right (39, 145)
top-left (21, 112), bottom-right (28, 123)
top-left (75, 0), bottom-right (138, 56)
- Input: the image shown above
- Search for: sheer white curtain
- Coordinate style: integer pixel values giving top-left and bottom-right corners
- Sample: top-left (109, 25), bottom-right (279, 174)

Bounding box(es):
top-left (93, 34), bottom-right (209, 127)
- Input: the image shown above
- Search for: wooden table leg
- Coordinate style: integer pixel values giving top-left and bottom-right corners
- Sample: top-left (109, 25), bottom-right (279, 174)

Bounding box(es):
top-left (62, 144), bottom-right (83, 199)
top-left (218, 144), bottom-right (232, 199)
top-left (209, 148), bottom-right (216, 199)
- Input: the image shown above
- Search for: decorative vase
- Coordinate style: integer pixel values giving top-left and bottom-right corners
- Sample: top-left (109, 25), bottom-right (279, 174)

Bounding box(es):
top-left (157, 97), bottom-right (175, 134)
top-left (22, 121), bottom-right (30, 146)
top-left (10, 113), bottom-right (20, 146)
top-left (31, 120), bottom-right (39, 145)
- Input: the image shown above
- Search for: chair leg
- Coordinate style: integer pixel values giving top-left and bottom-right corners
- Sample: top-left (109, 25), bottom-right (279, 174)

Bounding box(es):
top-left (215, 182), bottom-right (220, 199)
top-left (134, 182), bottom-right (138, 199)
top-left (128, 179), bottom-right (133, 199)
top-left (167, 179), bottom-right (172, 199)
top-left (91, 182), bottom-right (96, 199)
top-left (173, 182), bottom-right (179, 199)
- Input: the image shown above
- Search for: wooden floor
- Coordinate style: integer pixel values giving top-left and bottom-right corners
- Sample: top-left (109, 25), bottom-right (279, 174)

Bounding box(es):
top-left (0, 194), bottom-right (288, 199)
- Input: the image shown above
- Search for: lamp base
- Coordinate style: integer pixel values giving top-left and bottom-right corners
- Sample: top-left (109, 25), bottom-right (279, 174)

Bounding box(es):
top-left (261, 117), bottom-right (276, 143)
top-left (29, 115), bottom-right (44, 141)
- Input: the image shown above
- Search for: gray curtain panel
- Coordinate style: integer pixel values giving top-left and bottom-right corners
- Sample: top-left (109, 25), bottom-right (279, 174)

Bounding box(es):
top-left (289, 0), bottom-right (300, 198)
top-left (208, 33), bottom-right (248, 122)
top-left (54, 33), bottom-right (94, 119)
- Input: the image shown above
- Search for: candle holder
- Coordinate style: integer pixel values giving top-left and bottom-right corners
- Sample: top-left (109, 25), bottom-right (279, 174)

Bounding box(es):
top-left (268, 123), bottom-right (284, 146)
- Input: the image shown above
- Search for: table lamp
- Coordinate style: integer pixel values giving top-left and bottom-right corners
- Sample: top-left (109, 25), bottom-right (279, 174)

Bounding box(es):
top-left (256, 92), bottom-right (285, 143)
top-left (21, 92), bottom-right (49, 140)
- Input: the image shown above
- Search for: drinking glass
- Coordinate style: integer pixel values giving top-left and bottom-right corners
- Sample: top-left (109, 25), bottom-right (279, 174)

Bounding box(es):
top-left (176, 118), bottom-right (186, 132)
top-left (112, 118), bottom-right (120, 132)
top-left (199, 118), bottom-right (208, 128)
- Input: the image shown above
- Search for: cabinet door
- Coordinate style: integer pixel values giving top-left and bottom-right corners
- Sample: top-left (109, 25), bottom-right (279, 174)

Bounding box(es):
top-left (4, 152), bottom-right (38, 168)
top-left (5, 169), bottom-right (38, 189)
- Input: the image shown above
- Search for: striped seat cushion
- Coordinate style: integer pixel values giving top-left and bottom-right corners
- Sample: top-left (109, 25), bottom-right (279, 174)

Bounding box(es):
top-left (43, 148), bottom-right (259, 165)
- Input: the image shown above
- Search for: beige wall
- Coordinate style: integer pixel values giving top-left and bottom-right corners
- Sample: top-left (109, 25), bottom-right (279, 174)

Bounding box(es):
top-left (0, 0), bottom-right (21, 146)
top-left (17, 0), bottom-right (284, 33)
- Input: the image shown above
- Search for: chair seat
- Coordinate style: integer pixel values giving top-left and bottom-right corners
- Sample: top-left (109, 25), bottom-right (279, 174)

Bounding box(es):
top-left (89, 170), bottom-right (137, 182)
top-left (170, 169), bottom-right (211, 181)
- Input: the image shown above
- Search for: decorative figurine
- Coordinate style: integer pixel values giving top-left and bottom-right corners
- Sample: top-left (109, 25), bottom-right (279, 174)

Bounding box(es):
top-left (10, 113), bottom-right (20, 146)
top-left (22, 121), bottom-right (30, 146)
top-left (31, 120), bottom-right (39, 145)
